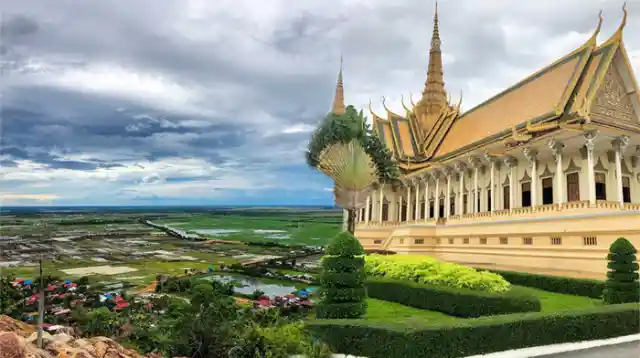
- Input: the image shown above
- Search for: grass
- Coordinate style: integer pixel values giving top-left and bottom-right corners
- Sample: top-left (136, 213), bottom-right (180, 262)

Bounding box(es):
top-left (364, 298), bottom-right (459, 324)
top-left (512, 285), bottom-right (602, 313)
top-left (155, 212), bottom-right (341, 246)
top-left (357, 284), bottom-right (603, 328)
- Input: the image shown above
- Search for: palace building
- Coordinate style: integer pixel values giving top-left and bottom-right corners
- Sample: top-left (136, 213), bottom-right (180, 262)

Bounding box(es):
top-left (331, 5), bottom-right (640, 279)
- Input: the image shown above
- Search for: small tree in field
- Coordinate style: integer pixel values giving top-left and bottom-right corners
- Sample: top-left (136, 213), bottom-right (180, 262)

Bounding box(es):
top-left (603, 237), bottom-right (640, 304)
top-left (316, 231), bottom-right (367, 319)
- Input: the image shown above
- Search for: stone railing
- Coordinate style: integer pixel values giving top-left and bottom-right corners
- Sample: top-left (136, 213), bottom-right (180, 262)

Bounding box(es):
top-left (357, 199), bottom-right (640, 229)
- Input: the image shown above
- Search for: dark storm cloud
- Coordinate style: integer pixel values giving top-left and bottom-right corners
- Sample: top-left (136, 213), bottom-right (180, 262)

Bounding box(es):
top-left (0, 0), bottom-right (637, 203)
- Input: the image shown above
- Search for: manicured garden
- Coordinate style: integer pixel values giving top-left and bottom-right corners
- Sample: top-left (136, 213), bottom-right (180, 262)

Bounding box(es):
top-left (307, 233), bottom-right (640, 358)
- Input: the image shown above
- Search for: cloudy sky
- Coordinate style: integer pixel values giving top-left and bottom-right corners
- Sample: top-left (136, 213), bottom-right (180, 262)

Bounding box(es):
top-left (0, 0), bottom-right (638, 206)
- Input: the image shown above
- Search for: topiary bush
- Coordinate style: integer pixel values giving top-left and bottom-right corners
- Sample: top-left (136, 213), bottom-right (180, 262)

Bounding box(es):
top-left (603, 237), bottom-right (640, 304)
top-left (316, 231), bottom-right (367, 319)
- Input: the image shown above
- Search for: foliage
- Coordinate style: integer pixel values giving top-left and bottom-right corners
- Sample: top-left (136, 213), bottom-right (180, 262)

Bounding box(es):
top-left (325, 232), bottom-right (365, 257)
top-left (235, 321), bottom-right (332, 358)
top-left (0, 275), bottom-right (22, 317)
top-left (487, 269), bottom-right (605, 298)
top-left (306, 106), bottom-right (398, 185)
top-left (366, 277), bottom-right (540, 317)
top-left (307, 303), bottom-right (640, 358)
top-left (604, 237), bottom-right (640, 304)
top-left (157, 276), bottom-right (193, 294)
top-left (365, 254), bottom-right (510, 293)
top-left (210, 278), bottom-right (235, 296)
top-left (317, 231), bottom-right (367, 319)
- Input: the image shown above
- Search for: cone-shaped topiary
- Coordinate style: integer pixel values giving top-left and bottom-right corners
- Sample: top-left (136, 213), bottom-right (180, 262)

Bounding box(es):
top-left (316, 231), bottom-right (367, 319)
top-left (603, 237), bottom-right (640, 304)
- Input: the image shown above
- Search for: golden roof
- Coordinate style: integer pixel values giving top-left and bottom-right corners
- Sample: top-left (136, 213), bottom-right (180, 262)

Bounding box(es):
top-left (367, 5), bottom-right (638, 172)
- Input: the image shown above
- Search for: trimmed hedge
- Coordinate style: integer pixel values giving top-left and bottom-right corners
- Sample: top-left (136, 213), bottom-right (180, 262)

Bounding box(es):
top-left (488, 269), bottom-right (605, 298)
top-left (307, 303), bottom-right (640, 358)
top-left (366, 277), bottom-right (540, 317)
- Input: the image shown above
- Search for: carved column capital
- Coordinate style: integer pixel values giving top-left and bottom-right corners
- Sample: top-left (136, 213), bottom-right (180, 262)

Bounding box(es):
top-left (454, 161), bottom-right (467, 174)
top-left (548, 139), bottom-right (565, 157)
top-left (583, 130), bottom-right (599, 152)
top-left (483, 151), bottom-right (499, 164)
top-left (612, 135), bottom-right (630, 153)
top-left (467, 156), bottom-right (482, 169)
top-left (503, 156), bottom-right (518, 168)
top-left (523, 147), bottom-right (538, 163)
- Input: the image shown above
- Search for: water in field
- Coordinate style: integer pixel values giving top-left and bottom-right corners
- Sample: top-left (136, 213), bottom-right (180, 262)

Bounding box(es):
top-left (199, 274), bottom-right (306, 297)
top-left (193, 229), bottom-right (241, 235)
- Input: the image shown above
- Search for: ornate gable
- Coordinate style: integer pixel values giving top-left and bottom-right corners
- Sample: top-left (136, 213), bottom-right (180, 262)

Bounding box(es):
top-left (591, 63), bottom-right (639, 125)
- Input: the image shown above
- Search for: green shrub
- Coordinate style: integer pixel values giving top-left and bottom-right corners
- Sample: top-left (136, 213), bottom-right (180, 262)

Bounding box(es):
top-left (366, 277), bottom-right (540, 317)
top-left (365, 254), bottom-right (510, 293)
top-left (487, 269), bottom-right (605, 298)
top-left (604, 238), bottom-right (640, 304)
top-left (307, 303), bottom-right (640, 358)
top-left (317, 231), bottom-right (367, 319)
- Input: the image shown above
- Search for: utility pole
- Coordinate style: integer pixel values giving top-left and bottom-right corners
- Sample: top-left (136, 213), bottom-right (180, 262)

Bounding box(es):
top-left (37, 253), bottom-right (44, 348)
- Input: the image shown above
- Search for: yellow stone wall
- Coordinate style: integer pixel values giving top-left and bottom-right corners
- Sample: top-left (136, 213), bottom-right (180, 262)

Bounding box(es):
top-left (356, 206), bottom-right (640, 279)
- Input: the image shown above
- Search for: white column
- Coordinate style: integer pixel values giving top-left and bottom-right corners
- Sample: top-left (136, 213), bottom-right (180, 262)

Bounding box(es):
top-left (524, 148), bottom-right (539, 207)
top-left (414, 181), bottom-right (420, 220)
top-left (504, 156), bottom-right (517, 211)
top-left (377, 188), bottom-right (384, 222)
top-left (445, 170), bottom-right (452, 218)
top-left (342, 209), bottom-right (348, 231)
top-left (613, 136), bottom-right (630, 205)
top-left (549, 139), bottom-right (565, 204)
top-left (583, 132), bottom-right (598, 205)
top-left (364, 196), bottom-right (371, 222)
top-left (423, 178), bottom-right (430, 219)
top-left (434, 175), bottom-right (440, 220)
top-left (468, 157), bottom-right (480, 213)
top-left (454, 162), bottom-right (465, 215)
top-left (405, 184), bottom-right (412, 221)
top-left (485, 152), bottom-right (496, 211)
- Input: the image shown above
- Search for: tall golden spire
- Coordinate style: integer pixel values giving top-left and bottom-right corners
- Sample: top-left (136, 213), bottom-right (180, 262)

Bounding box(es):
top-left (421, 1), bottom-right (447, 116)
top-left (331, 54), bottom-right (345, 115)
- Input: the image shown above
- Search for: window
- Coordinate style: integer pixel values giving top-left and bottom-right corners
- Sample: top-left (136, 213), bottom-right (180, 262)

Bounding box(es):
top-left (401, 201), bottom-right (408, 221)
top-left (623, 177), bottom-right (631, 203)
top-left (523, 237), bottom-right (533, 245)
top-left (436, 238), bottom-right (441, 244)
top-left (500, 237), bottom-right (508, 245)
top-left (503, 186), bottom-right (511, 210)
top-left (566, 172), bottom-right (580, 202)
top-left (583, 236), bottom-right (597, 246)
top-left (450, 196), bottom-right (455, 215)
top-left (381, 199), bottom-right (389, 221)
top-left (463, 238), bottom-right (470, 244)
top-left (420, 200), bottom-right (426, 219)
top-left (487, 189), bottom-right (492, 211)
top-left (542, 178), bottom-right (553, 205)
top-left (480, 237), bottom-right (487, 245)
top-left (448, 238), bottom-right (454, 244)
top-left (463, 194), bottom-right (468, 214)
top-left (373, 240), bottom-right (382, 244)
top-left (551, 237), bottom-right (562, 245)
top-left (429, 200), bottom-right (435, 218)
top-left (521, 182), bottom-right (531, 207)
top-left (399, 238), bottom-right (405, 244)
top-left (439, 198), bottom-right (445, 218)
top-left (414, 238), bottom-right (424, 245)
top-left (595, 173), bottom-right (607, 201)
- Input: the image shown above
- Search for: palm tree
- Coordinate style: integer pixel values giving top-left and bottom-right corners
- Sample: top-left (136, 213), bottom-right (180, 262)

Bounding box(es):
top-left (306, 105), bottom-right (399, 234)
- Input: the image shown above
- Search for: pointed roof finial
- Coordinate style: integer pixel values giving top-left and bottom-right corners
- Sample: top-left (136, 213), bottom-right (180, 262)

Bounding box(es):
top-left (331, 53), bottom-right (345, 115)
top-left (432, 1), bottom-right (441, 50)
top-left (619, 2), bottom-right (628, 33)
top-left (593, 10), bottom-right (603, 39)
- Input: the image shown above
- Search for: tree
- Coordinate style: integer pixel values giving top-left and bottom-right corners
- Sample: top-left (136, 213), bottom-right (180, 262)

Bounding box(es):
top-left (306, 105), bottom-right (399, 234)
top-left (316, 231), bottom-right (367, 318)
top-left (603, 237), bottom-right (640, 304)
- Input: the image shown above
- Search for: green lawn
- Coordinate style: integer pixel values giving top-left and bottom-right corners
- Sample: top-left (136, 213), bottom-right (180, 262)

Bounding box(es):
top-left (359, 285), bottom-right (603, 328)
top-left (364, 298), bottom-right (460, 325)
top-left (512, 285), bottom-right (602, 313)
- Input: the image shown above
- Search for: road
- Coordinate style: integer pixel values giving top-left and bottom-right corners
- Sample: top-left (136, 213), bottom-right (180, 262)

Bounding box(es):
top-left (541, 341), bottom-right (640, 358)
